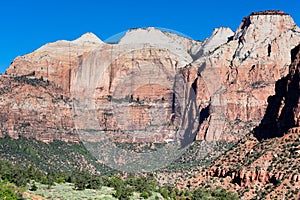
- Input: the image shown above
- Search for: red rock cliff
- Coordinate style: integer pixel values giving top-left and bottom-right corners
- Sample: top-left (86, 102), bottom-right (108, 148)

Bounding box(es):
top-left (2, 11), bottom-right (300, 143)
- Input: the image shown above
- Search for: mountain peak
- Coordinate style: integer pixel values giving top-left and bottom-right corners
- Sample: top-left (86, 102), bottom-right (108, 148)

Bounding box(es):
top-left (190, 27), bottom-right (233, 59)
top-left (233, 10), bottom-right (297, 41)
top-left (118, 27), bottom-right (170, 44)
top-left (117, 27), bottom-right (194, 63)
top-left (72, 32), bottom-right (103, 44)
top-left (241, 10), bottom-right (295, 30)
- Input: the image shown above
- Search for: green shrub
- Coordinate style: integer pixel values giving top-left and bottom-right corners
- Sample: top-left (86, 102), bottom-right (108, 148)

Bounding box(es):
top-left (140, 191), bottom-right (151, 198)
top-left (29, 181), bottom-right (38, 191)
top-left (0, 180), bottom-right (22, 200)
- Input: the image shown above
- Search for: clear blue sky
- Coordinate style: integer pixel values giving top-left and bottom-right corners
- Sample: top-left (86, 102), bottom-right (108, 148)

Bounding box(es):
top-left (0, 0), bottom-right (299, 73)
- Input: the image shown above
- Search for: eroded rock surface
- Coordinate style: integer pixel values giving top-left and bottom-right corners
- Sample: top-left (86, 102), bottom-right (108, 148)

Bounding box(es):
top-left (2, 11), bottom-right (300, 144)
top-left (179, 38), bottom-right (300, 200)
top-left (0, 75), bottom-right (77, 143)
top-left (191, 11), bottom-right (300, 141)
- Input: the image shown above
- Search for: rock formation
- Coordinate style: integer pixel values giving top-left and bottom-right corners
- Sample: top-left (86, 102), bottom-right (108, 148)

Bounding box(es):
top-left (180, 131), bottom-right (300, 199)
top-left (0, 9), bottom-right (299, 199)
top-left (179, 39), bottom-right (300, 200)
top-left (2, 10), bottom-right (300, 144)
top-left (254, 44), bottom-right (300, 139)
top-left (6, 32), bottom-right (103, 94)
top-left (192, 10), bottom-right (300, 141)
top-left (0, 75), bottom-right (77, 143)
top-left (190, 27), bottom-right (234, 59)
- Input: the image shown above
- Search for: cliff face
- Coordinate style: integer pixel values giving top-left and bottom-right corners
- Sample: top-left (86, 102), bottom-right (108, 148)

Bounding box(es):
top-left (179, 43), bottom-right (300, 200)
top-left (254, 44), bottom-right (300, 139)
top-left (0, 75), bottom-right (77, 143)
top-left (2, 11), bottom-right (300, 143)
top-left (6, 32), bottom-right (103, 94)
top-left (192, 11), bottom-right (300, 141)
top-left (4, 28), bottom-right (198, 143)
top-left (74, 44), bottom-right (194, 143)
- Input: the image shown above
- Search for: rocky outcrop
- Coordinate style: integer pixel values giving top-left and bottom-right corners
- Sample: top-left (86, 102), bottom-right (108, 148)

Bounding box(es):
top-left (179, 128), bottom-right (300, 199)
top-left (179, 41), bottom-right (300, 199)
top-left (191, 10), bottom-right (300, 141)
top-left (0, 75), bottom-right (77, 143)
top-left (254, 44), bottom-right (300, 139)
top-left (190, 27), bottom-right (234, 59)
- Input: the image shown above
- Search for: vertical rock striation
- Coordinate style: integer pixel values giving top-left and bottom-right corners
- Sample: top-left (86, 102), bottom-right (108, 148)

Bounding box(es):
top-left (2, 10), bottom-right (300, 143)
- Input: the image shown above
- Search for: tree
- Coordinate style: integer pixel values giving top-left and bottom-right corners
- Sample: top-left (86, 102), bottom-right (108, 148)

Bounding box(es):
top-left (12, 169), bottom-right (28, 187)
top-left (0, 181), bottom-right (22, 200)
top-left (192, 188), bottom-right (206, 200)
top-left (160, 187), bottom-right (169, 199)
top-left (73, 171), bottom-right (89, 190)
top-left (87, 176), bottom-right (103, 190)
top-left (140, 191), bottom-right (151, 199)
top-left (46, 172), bottom-right (55, 189)
top-left (106, 176), bottom-right (133, 200)
top-left (29, 181), bottom-right (38, 191)
top-left (113, 186), bottom-right (133, 200)
top-left (126, 176), bottom-right (156, 194)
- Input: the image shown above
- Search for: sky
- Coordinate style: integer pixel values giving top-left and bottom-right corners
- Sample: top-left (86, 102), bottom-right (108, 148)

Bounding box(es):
top-left (0, 0), bottom-right (299, 73)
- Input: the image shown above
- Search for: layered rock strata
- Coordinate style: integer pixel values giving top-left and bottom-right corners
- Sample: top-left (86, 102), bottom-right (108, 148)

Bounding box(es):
top-left (2, 11), bottom-right (300, 143)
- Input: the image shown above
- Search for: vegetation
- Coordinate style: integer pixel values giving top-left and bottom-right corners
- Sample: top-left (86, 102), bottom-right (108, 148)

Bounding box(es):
top-left (0, 180), bottom-right (23, 200)
top-left (13, 74), bottom-right (50, 88)
top-left (155, 140), bottom-right (236, 178)
top-left (27, 182), bottom-right (117, 200)
top-left (0, 158), bottom-right (238, 199)
top-left (0, 136), bottom-right (115, 174)
top-left (0, 135), bottom-right (236, 183)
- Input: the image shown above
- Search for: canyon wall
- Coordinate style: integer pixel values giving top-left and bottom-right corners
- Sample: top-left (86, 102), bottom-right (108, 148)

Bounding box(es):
top-left (2, 11), bottom-right (300, 143)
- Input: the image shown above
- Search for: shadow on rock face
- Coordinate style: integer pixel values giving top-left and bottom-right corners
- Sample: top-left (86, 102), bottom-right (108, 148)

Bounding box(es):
top-left (253, 45), bottom-right (300, 140)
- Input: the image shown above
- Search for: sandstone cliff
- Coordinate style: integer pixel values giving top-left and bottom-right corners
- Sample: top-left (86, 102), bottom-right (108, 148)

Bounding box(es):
top-left (191, 10), bottom-right (300, 141)
top-left (2, 11), bottom-right (300, 144)
top-left (0, 75), bottom-right (77, 143)
top-left (254, 44), bottom-right (300, 139)
top-left (179, 42), bottom-right (300, 199)
top-left (6, 32), bottom-right (103, 94)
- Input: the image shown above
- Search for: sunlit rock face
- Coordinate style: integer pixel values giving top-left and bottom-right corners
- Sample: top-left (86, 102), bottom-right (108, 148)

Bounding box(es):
top-left (6, 32), bottom-right (103, 94)
top-left (191, 11), bottom-right (300, 141)
top-left (0, 76), bottom-right (77, 143)
top-left (3, 11), bottom-right (300, 143)
top-left (5, 28), bottom-right (199, 143)
top-left (180, 42), bottom-right (300, 199)
top-left (73, 31), bottom-right (198, 143)
top-left (190, 27), bottom-right (234, 60)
